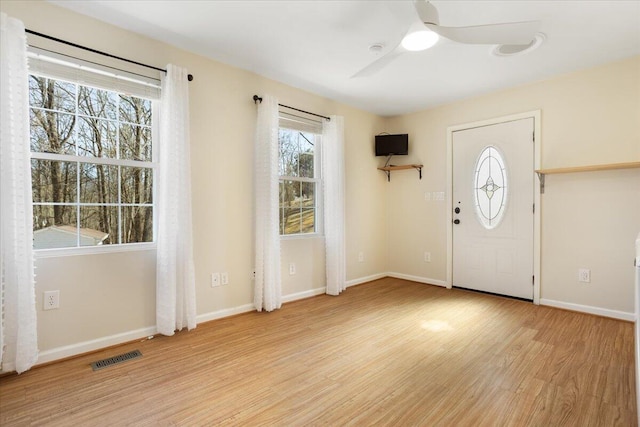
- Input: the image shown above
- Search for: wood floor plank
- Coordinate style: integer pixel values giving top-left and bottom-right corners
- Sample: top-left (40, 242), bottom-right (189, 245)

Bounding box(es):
top-left (0, 278), bottom-right (636, 426)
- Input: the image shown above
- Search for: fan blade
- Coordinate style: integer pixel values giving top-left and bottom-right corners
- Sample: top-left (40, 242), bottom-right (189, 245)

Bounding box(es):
top-left (425, 20), bottom-right (540, 45)
top-left (414, 0), bottom-right (439, 25)
top-left (351, 43), bottom-right (406, 78)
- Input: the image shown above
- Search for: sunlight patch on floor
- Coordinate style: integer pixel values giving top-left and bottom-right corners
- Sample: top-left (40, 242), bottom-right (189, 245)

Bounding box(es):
top-left (420, 320), bottom-right (454, 332)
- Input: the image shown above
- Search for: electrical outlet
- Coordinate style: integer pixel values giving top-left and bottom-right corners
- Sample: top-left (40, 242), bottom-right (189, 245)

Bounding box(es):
top-left (424, 192), bottom-right (431, 201)
top-left (289, 263), bottom-right (296, 275)
top-left (424, 252), bottom-right (431, 262)
top-left (358, 252), bottom-right (364, 262)
top-left (211, 273), bottom-right (221, 287)
top-left (43, 290), bottom-right (60, 310)
top-left (578, 268), bottom-right (591, 283)
top-left (221, 272), bottom-right (229, 285)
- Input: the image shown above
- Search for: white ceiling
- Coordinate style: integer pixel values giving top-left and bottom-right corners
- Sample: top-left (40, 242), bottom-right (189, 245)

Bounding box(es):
top-left (50, 0), bottom-right (640, 117)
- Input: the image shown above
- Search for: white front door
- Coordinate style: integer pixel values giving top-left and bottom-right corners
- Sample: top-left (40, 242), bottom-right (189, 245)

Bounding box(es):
top-left (452, 118), bottom-right (534, 300)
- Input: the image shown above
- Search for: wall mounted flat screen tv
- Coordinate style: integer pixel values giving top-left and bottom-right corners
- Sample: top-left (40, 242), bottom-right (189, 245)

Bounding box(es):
top-left (375, 134), bottom-right (408, 156)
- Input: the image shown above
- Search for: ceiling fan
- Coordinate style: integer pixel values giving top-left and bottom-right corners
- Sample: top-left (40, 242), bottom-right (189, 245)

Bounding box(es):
top-left (352, 0), bottom-right (541, 78)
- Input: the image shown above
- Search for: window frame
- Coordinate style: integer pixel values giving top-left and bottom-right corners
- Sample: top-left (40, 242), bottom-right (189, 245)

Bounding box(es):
top-left (28, 72), bottom-right (159, 256)
top-left (278, 113), bottom-right (323, 239)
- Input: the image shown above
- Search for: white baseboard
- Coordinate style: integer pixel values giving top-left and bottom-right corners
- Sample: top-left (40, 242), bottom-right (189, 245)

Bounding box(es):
top-left (36, 325), bottom-right (157, 367)
top-left (346, 272), bottom-right (387, 288)
top-left (540, 298), bottom-right (634, 321)
top-left (31, 287), bottom-right (329, 368)
top-left (196, 303), bottom-right (255, 324)
top-left (198, 287), bottom-right (326, 323)
top-left (386, 272), bottom-right (448, 288)
top-left (34, 282), bottom-right (631, 370)
top-left (282, 287), bottom-right (326, 303)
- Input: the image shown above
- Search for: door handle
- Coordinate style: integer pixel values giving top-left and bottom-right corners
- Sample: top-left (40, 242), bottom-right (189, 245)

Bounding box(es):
top-left (454, 219), bottom-right (460, 224)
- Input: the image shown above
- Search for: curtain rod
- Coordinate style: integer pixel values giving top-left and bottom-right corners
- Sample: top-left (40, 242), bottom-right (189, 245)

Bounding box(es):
top-left (253, 95), bottom-right (330, 121)
top-left (25, 29), bottom-right (194, 82)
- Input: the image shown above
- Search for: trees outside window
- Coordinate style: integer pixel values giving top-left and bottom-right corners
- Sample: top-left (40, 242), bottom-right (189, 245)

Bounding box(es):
top-left (278, 128), bottom-right (320, 235)
top-left (29, 75), bottom-right (154, 249)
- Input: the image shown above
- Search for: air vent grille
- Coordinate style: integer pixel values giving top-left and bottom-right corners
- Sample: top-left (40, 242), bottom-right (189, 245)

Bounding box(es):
top-left (90, 350), bottom-right (142, 371)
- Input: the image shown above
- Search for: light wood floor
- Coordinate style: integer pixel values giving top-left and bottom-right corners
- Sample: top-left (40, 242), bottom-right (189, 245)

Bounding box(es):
top-left (0, 278), bottom-right (636, 426)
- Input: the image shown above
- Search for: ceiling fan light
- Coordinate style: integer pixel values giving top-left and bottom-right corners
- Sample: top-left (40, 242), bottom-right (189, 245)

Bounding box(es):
top-left (401, 30), bottom-right (439, 52)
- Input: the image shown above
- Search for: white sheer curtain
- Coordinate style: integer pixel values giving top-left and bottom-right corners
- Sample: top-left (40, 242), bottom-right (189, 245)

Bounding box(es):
top-left (156, 64), bottom-right (197, 335)
top-left (322, 116), bottom-right (347, 295)
top-left (254, 95), bottom-right (282, 312)
top-left (0, 13), bottom-right (39, 373)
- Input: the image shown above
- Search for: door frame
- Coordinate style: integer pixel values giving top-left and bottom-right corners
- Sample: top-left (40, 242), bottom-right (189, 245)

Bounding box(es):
top-left (446, 111), bottom-right (542, 304)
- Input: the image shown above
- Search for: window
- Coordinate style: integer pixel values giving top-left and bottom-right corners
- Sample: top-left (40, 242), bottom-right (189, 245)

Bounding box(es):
top-left (473, 145), bottom-right (508, 229)
top-left (29, 75), bottom-right (155, 249)
top-left (278, 115), bottom-right (322, 236)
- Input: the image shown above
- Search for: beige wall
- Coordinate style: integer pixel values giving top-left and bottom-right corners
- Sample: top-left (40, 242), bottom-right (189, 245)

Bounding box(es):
top-left (1, 1), bottom-right (388, 357)
top-left (2, 1), bottom-right (638, 363)
top-left (383, 56), bottom-right (640, 315)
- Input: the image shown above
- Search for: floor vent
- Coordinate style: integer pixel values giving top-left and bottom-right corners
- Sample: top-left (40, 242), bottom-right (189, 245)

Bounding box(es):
top-left (90, 350), bottom-right (142, 371)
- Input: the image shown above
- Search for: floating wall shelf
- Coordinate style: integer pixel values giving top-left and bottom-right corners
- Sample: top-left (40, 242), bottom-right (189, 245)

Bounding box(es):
top-left (535, 161), bottom-right (640, 193)
top-left (378, 164), bottom-right (423, 182)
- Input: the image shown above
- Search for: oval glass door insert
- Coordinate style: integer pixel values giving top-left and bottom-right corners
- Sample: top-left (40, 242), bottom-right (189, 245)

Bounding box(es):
top-left (473, 146), bottom-right (508, 229)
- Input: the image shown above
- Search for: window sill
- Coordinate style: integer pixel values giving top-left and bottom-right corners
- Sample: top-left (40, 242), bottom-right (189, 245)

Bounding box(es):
top-left (280, 233), bottom-right (324, 241)
top-left (34, 242), bottom-right (156, 258)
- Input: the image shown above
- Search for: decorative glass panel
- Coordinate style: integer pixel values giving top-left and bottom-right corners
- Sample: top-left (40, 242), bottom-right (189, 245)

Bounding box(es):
top-left (473, 146), bottom-right (508, 229)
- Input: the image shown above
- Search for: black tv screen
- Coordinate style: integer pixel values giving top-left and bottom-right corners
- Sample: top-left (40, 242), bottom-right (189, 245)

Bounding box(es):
top-left (375, 134), bottom-right (408, 156)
